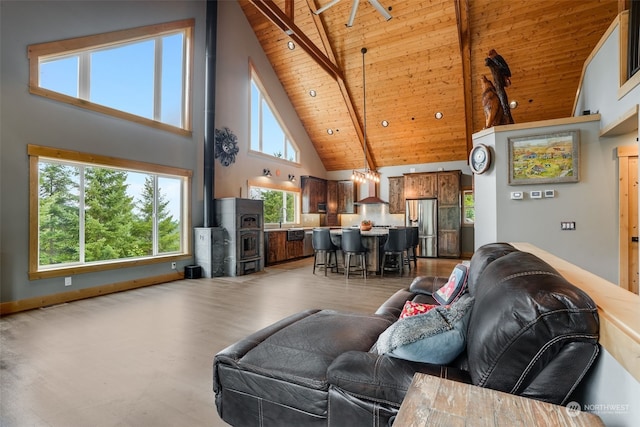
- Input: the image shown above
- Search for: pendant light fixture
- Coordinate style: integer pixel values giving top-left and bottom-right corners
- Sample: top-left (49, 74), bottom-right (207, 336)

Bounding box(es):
top-left (351, 47), bottom-right (380, 185)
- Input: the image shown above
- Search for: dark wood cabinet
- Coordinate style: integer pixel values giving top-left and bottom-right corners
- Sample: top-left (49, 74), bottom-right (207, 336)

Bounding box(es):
top-left (286, 239), bottom-right (304, 259)
top-left (301, 176), bottom-right (327, 214)
top-left (266, 231), bottom-right (286, 264)
top-left (388, 176), bottom-right (405, 214)
top-left (326, 180), bottom-right (339, 226)
top-left (337, 180), bottom-right (356, 213)
top-left (404, 172), bottom-right (437, 199)
top-left (437, 170), bottom-right (461, 258)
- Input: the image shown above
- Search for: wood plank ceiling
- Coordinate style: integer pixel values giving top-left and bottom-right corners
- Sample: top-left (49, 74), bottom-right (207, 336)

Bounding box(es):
top-left (239, 0), bottom-right (619, 172)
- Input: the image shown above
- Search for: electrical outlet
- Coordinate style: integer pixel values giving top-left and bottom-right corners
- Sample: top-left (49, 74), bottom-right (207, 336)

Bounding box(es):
top-left (171, 262), bottom-right (177, 270)
top-left (64, 277), bottom-right (72, 286)
top-left (561, 221), bottom-right (576, 230)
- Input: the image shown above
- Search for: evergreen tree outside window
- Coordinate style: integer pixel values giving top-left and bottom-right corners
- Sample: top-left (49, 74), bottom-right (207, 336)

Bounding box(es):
top-left (30, 145), bottom-right (190, 278)
top-left (249, 186), bottom-right (298, 225)
top-left (250, 66), bottom-right (300, 163)
top-left (463, 189), bottom-right (475, 225)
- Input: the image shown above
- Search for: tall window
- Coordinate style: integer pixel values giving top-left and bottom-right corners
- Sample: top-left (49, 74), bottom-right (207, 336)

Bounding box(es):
top-left (29, 145), bottom-right (191, 279)
top-left (463, 189), bottom-right (475, 225)
top-left (250, 67), bottom-right (299, 163)
top-left (28, 20), bottom-right (193, 135)
top-left (249, 186), bottom-right (299, 225)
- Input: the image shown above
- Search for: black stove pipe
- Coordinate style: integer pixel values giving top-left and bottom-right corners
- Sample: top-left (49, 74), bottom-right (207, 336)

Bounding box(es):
top-left (203, 0), bottom-right (218, 228)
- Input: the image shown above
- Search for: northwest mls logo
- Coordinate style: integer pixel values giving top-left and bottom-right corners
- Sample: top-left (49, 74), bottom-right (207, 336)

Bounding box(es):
top-left (566, 401), bottom-right (582, 417)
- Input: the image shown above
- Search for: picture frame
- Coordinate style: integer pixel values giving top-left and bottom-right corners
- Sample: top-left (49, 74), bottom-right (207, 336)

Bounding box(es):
top-left (508, 131), bottom-right (580, 185)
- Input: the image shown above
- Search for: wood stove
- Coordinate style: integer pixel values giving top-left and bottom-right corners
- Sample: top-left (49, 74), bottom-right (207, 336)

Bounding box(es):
top-left (215, 198), bottom-right (264, 276)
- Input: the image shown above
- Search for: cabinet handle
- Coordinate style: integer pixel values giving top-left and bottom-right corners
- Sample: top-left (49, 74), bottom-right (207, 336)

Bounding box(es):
top-left (632, 237), bottom-right (638, 242)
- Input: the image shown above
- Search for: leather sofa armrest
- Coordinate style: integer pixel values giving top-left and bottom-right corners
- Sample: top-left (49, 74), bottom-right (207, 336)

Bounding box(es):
top-left (327, 351), bottom-right (471, 406)
top-left (409, 276), bottom-right (448, 295)
top-left (213, 309), bottom-right (321, 392)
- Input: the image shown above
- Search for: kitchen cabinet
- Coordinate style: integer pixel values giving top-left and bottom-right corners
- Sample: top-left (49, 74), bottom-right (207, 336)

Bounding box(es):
top-left (388, 176), bottom-right (405, 214)
top-left (437, 170), bottom-right (461, 258)
top-left (301, 176), bottom-right (327, 214)
top-left (286, 239), bottom-right (304, 259)
top-left (404, 172), bottom-right (437, 199)
top-left (337, 180), bottom-right (356, 213)
top-left (266, 231), bottom-right (287, 264)
top-left (326, 180), bottom-right (339, 226)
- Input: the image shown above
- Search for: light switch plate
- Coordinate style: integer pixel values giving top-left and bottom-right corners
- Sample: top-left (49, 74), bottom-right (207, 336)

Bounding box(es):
top-left (530, 190), bottom-right (542, 199)
top-left (510, 192), bottom-right (523, 200)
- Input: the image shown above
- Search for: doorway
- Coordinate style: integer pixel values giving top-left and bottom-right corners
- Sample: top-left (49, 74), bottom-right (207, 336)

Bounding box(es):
top-left (618, 145), bottom-right (639, 294)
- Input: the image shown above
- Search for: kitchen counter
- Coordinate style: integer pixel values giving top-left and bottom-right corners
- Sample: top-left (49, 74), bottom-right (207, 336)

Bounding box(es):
top-left (329, 228), bottom-right (390, 274)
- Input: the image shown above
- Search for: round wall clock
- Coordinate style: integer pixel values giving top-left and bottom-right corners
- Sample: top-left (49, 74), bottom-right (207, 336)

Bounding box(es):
top-left (469, 144), bottom-right (491, 174)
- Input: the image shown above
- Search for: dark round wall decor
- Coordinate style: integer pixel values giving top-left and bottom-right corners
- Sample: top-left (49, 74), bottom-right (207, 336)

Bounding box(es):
top-left (214, 127), bottom-right (239, 167)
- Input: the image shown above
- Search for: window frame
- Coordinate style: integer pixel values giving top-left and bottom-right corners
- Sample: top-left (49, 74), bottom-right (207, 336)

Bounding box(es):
top-left (249, 63), bottom-right (300, 164)
top-left (248, 180), bottom-right (301, 226)
top-left (28, 19), bottom-right (194, 136)
top-left (28, 144), bottom-right (192, 280)
top-left (462, 187), bottom-right (475, 226)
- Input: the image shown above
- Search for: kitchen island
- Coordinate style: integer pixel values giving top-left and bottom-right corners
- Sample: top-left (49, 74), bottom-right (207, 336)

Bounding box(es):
top-left (330, 228), bottom-right (390, 274)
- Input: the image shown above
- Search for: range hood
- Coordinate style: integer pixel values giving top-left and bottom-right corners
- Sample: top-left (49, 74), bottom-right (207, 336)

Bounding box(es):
top-left (355, 196), bottom-right (388, 205)
top-left (355, 183), bottom-right (388, 205)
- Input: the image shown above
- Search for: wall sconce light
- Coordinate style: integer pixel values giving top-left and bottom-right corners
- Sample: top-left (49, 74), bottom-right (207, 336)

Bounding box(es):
top-left (263, 168), bottom-right (272, 177)
top-left (288, 174), bottom-right (296, 182)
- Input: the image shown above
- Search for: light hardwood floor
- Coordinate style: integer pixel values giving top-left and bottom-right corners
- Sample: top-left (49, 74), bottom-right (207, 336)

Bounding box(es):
top-left (0, 256), bottom-right (459, 427)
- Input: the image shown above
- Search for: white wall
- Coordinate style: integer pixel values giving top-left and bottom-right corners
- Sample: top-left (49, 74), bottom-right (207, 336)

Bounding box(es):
top-left (0, 0), bottom-right (326, 303)
top-left (473, 117), bottom-right (631, 283)
top-left (213, 1), bottom-right (326, 200)
top-left (0, 1), bottom-right (207, 302)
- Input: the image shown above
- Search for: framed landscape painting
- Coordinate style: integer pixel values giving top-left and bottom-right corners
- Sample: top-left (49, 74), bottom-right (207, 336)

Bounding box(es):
top-left (508, 131), bottom-right (580, 185)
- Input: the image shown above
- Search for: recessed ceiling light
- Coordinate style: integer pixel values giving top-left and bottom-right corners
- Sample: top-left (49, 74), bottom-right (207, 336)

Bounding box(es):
top-left (287, 41), bottom-right (295, 50)
top-left (509, 100), bottom-right (518, 109)
top-left (327, 129), bottom-right (334, 135)
top-left (381, 120), bottom-right (389, 127)
top-left (435, 112), bottom-right (444, 119)
top-left (309, 89), bottom-right (317, 97)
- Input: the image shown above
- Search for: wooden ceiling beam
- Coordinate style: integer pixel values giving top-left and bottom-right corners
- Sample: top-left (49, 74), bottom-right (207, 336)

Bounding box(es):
top-left (455, 0), bottom-right (473, 158)
top-left (248, 0), bottom-right (344, 81)
top-left (307, 0), bottom-right (377, 171)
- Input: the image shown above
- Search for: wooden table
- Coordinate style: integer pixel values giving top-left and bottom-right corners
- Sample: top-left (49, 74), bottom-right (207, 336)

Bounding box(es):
top-left (395, 374), bottom-right (605, 426)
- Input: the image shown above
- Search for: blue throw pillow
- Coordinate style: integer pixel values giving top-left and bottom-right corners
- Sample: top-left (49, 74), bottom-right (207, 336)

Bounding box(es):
top-left (374, 296), bottom-right (474, 364)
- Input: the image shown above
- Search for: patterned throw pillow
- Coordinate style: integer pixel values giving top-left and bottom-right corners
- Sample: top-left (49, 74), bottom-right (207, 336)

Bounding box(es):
top-left (399, 301), bottom-right (438, 319)
top-left (433, 264), bottom-right (469, 305)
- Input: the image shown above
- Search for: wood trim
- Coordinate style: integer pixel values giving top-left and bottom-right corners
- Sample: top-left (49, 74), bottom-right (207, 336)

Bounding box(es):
top-left (307, 0), bottom-right (376, 171)
top-left (0, 272), bottom-right (184, 316)
top-left (28, 144), bottom-right (193, 280)
top-left (619, 153), bottom-right (630, 290)
top-left (247, 178), bottom-right (301, 193)
top-left (619, 10), bottom-right (629, 91)
top-left (513, 243), bottom-right (640, 383)
top-left (27, 19), bottom-right (195, 135)
top-left (28, 19), bottom-right (194, 57)
top-left (247, 0), bottom-right (344, 80)
top-left (455, 0), bottom-right (473, 157)
top-left (28, 144), bottom-right (193, 177)
top-left (473, 114), bottom-right (601, 139)
top-left (617, 145), bottom-right (638, 293)
top-left (600, 104), bottom-right (639, 137)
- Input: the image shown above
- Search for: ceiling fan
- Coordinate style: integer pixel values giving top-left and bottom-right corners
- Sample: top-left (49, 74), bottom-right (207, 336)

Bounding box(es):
top-left (312, 0), bottom-right (392, 27)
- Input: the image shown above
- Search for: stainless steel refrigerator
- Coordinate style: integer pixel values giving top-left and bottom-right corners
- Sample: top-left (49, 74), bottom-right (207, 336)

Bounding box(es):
top-left (406, 199), bottom-right (437, 258)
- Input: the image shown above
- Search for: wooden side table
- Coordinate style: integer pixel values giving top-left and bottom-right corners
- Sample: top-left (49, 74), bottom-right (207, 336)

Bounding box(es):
top-left (395, 373), bottom-right (604, 426)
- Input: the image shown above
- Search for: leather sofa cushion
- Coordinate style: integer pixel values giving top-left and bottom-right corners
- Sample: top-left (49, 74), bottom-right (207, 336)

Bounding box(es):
top-left (239, 310), bottom-right (393, 389)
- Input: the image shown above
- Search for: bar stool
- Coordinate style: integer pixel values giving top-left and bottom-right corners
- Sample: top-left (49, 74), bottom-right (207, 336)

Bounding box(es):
top-left (341, 228), bottom-right (367, 279)
top-left (312, 228), bottom-right (339, 276)
top-left (381, 227), bottom-right (407, 277)
top-left (405, 226), bottom-right (419, 270)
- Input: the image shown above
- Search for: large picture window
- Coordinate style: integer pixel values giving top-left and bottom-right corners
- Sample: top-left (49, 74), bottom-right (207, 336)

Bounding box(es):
top-left (249, 185), bottom-right (299, 226)
top-left (29, 145), bottom-right (191, 279)
top-left (250, 66), bottom-right (299, 163)
top-left (28, 20), bottom-right (193, 135)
